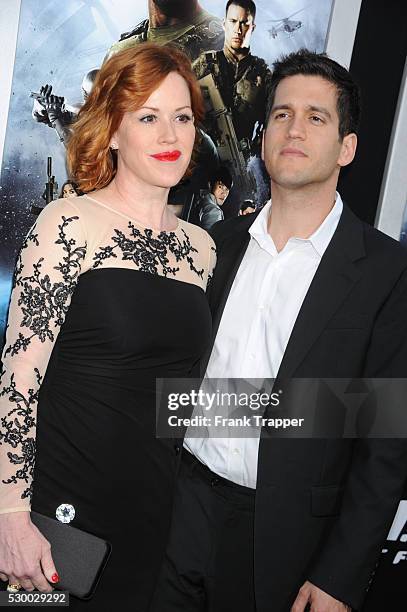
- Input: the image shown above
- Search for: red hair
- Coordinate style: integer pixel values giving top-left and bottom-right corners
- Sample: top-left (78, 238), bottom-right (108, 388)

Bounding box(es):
top-left (67, 43), bottom-right (205, 193)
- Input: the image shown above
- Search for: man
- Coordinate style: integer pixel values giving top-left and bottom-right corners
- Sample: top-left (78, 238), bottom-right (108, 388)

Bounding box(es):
top-left (193, 0), bottom-right (270, 156)
top-left (152, 50), bottom-right (407, 611)
top-left (192, 0), bottom-right (270, 212)
top-left (106, 0), bottom-right (224, 62)
top-left (197, 166), bottom-right (233, 230)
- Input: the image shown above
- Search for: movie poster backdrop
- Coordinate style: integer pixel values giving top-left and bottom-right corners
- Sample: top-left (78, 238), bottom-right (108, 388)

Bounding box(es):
top-left (2, 2), bottom-right (406, 610)
top-left (0, 0), bottom-right (333, 336)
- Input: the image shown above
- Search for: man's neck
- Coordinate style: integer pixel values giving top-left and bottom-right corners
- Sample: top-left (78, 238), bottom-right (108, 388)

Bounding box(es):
top-left (223, 44), bottom-right (250, 63)
top-left (149, 0), bottom-right (201, 27)
top-left (267, 183), bottom-right (338, 252)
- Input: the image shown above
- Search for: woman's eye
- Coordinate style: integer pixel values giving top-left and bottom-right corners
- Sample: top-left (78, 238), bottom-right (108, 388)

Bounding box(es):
top-left (176, 114), bottom-right (193, 123)
top-left (140, 115), bottom-right (156, 123)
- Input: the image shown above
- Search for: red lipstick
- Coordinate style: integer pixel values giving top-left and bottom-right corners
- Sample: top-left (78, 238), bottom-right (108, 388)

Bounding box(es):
top-left (150, 150), bottom-right (181, 162)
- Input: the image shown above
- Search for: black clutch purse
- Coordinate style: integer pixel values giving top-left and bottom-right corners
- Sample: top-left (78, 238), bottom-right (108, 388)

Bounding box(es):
top-left (31, 511), bottom-right (111, 600)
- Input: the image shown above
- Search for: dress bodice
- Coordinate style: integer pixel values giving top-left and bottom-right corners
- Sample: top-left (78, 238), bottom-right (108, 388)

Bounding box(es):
top-left (0, 195), bottom-right (216, 513)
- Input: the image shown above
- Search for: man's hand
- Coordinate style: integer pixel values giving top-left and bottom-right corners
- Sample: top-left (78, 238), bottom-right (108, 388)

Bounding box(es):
top-left (291, 581), bottom-right (351, 612)
top-left (31, 84), bottom-right (65, 126)
top-left (32, 84), bottom-right (53, 125)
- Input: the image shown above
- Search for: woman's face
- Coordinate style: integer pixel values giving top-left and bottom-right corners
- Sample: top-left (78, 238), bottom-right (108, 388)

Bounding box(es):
top-left (63, 183), bottom-right (78, 198)
top-left (112, 72), bottom-right (196, 189)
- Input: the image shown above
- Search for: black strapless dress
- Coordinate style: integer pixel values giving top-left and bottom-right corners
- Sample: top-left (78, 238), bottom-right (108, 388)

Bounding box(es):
top-left (32, 269), bottom-right (212, 610)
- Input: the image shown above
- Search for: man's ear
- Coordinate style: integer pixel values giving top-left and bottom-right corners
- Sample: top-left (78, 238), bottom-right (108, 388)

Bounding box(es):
top-left (222, 18), bottom-right (226, 32)
top-left (251, 23), bottom-right (256, 32)
top-left (338, 132), bottom-right (357, 168)
top-left (261, 130), bottom-right (265, 162)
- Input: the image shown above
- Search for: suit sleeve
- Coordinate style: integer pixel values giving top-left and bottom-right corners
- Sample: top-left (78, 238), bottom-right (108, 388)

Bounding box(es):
top-left (307, 267), bottom-right (407, 609)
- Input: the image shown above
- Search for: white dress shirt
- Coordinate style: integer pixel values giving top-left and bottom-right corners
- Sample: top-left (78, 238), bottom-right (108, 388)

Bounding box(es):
top-left (184, 194), bottom-right (343, 488)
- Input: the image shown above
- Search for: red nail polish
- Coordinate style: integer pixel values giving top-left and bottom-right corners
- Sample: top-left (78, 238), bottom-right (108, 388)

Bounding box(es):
top-left (51, 573), bottom-right (59, 583)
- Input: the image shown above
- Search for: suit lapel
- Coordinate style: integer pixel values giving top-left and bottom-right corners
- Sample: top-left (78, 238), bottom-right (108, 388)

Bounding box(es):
top-left (209, 213), bottom-right (260, 334)
top-left (204, 204), bottom-right (366, 378)
top-left (277, 204), bottom-right (366, 379)
top-left (210, 231), bottom-right (250, 337)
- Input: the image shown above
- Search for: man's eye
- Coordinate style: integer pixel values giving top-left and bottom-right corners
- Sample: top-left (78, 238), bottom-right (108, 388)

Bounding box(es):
top-left (176, 114), bottom-right (193, 123)
top-left (140, 115), bottom-right (156, 123)
top-left (310, 115), bottom-right (323, 123)
top-left (275, 112), bottom-right (288, 120)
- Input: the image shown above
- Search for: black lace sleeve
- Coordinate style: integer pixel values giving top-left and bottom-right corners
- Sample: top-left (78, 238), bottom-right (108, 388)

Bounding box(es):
top-left (0, 200), bottom-right (86, 513)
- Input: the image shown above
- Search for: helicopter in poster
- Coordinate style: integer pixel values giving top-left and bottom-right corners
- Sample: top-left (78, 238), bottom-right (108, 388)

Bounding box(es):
top-left (267, 8), bottom-right (306, 39)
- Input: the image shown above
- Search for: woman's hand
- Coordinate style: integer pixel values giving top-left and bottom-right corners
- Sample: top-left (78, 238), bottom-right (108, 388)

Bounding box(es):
top-left (0, 512), bottom-right (58, 592)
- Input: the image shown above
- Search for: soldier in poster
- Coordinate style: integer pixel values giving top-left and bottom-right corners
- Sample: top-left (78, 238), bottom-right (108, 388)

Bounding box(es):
top-left (106, 0), bottom-right (224, 61)
top-left (192, 0), bottom-right (271, 207)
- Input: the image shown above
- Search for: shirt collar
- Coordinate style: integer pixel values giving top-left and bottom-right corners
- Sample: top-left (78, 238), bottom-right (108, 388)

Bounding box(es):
top-left (249, 192), bottom-right (344, 258)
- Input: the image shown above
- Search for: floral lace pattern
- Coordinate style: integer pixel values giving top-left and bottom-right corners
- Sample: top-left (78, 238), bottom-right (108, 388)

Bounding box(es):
top-left (5, 216), bottom-right (86, 358)
top-left (0, 370), bottom-right (42, 499)
top-left (93, 223), bottom-right (204, 279)
top-left (0, 215), bottom-right (86, 502)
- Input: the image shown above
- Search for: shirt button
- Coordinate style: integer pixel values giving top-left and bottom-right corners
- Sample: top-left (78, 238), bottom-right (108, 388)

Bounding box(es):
top-left (174, 445), bottom-right (180, 455)
top-left (233, 448), bottom-right (240, 455)
top-left (250, 354), bottom-right (255, 359)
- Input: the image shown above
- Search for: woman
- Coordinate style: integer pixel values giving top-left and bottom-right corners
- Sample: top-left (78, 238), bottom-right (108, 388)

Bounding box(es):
top-left (0, 43), bottom-right (215, 610)
top-left (60, 180), bottom-right (81, 198)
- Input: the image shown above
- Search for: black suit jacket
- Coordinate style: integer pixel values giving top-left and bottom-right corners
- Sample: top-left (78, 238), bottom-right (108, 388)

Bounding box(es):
top-left (204, 204), bottom-right (407, 611)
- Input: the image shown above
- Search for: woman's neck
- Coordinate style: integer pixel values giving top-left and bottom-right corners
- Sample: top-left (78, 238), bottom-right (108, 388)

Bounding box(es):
top-left (95, 175), bottom-right (177, 232)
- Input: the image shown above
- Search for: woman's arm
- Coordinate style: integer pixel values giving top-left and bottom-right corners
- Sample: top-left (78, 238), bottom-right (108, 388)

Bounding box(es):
top-left (0, 198), bottom-right (87, 590)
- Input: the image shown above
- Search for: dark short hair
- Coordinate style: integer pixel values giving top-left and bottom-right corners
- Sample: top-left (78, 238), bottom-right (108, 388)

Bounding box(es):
top-left (266, 49), bottom-right (361, 139)
top-left (225, 0), bottom-right (256, 20)
top-left (210, 165), bottom-right (233, 190)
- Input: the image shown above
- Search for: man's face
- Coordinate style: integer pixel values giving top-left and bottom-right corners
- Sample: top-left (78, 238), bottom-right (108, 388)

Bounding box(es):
top-left (262, 75), bottom-right (357, 191)
top-left (223, 4), bottom-right (255, 51)
top-left (212, 180), bottom-right (230, 205)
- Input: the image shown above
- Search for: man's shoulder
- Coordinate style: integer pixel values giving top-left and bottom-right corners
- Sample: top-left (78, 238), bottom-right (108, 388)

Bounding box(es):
top-left (118, 19), bottom-right (149, 42)
top-left (193, 50), bottom-right (222, 69)
top-left (181, 12), bottom-right (224, 60)
top-left (339, 203), bottom-right (407, 271)
top-left (199, 191), bottom-right (218, 209)
top-left (249, 54), bottom-right (271, 72)
top-left (106, 20), bottom-right (148, 58)
top-left (195, 10), bottom-right (223, 31)
top-left (362, 220), bottom-right (407, 266)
